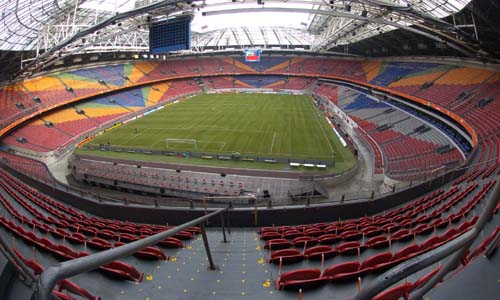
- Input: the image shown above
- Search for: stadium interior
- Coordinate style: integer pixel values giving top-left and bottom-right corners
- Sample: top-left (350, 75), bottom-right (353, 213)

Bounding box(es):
top-left (0, 0), bottom-right (499, 299)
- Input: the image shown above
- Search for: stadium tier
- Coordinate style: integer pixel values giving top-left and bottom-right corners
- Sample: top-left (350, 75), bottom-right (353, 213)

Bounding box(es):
top-left (1, 0), bottom-right (500, 299)
top-left (0, 55), bottom-right (499, 300)
top-left (263, 174), bottom-right (499, 291)
top-left (318, 87), bottom-right (465, 180)
top-left (0, 166), bottom-right (201, 299)
top-left (0, 58), bottom-right (498, 173)
top-left (2, 58), bottom-right (499, 136)
top-left (2, 79), bottom-right (200, 152)
top-left (1, 157), bottom-right (497, 299)
top-left (0, 151), bottom-right (53, 183)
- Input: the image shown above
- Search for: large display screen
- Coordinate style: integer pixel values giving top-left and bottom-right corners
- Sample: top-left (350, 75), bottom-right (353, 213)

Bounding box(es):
top-left (149, 16), bottom-right (191, 54)
top-left (245, 49), bottom-right (261, 62)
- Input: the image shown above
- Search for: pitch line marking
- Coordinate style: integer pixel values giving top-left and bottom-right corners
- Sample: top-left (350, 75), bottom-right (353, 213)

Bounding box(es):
top-left (309, 99), bottom-right (335, 153)
top-left (121, 128), bottom-right (149, 145)
top-left (269, 131), bottom-right (277, 154)
top-left (147, 127), bottom-right (271, 134)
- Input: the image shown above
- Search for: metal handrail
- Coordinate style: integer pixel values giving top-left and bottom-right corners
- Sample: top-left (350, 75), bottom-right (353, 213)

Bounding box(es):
top-left (0, 233), bottom-right (37, 284)
top-left (36, 207), bottom-right (228, 300)
top-left (484, 229), bottom-right (500, 258)
top-left (353, 179), bottom-right (500, 300)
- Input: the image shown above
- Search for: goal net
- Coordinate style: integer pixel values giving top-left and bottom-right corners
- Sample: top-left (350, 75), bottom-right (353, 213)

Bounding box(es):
top-left (165, 138), bottom-right (198, 150)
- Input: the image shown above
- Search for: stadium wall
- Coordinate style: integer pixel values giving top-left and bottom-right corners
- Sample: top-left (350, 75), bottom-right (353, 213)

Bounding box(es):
top-left (1, 158), bottom-right (467, 227)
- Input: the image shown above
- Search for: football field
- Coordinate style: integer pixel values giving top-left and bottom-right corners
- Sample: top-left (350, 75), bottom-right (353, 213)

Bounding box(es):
top-left (80, 93), bottom-right (355, 171)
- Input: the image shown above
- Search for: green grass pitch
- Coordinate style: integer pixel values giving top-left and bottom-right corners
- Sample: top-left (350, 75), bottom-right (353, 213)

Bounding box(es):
top-left (78, 93), bottom-right (356, 172)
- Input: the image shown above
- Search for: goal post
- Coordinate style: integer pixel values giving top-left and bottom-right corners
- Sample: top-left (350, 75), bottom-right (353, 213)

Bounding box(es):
top-left (165, 138), bottom-right (198, 150)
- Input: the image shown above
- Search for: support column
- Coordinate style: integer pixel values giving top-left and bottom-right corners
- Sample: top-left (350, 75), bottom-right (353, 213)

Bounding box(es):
top-left (200, 222), bottom-right (217, 271)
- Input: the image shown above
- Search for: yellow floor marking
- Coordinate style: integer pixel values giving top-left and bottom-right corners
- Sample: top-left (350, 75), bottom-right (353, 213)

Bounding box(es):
top-left (262, 279), bottom-right (271, 288)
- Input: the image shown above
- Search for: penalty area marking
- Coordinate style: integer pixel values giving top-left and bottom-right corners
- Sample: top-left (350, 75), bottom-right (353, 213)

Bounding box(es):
top-left (151, 140), bottom-right (227, 152)
top-left (218, 142), bottom-right (226, 152)
top-left (211, 104), bottom-right (256, 111)
top-left (120, 128), bottom-right (150, 145)
top-left (269, 131), bottom-right (277, 154)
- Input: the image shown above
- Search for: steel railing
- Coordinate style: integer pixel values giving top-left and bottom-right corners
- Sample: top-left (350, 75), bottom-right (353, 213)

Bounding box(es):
top-left (0, 233), bottom-right (37, 285)
top-left (36, 207), bottom-right (229, 300)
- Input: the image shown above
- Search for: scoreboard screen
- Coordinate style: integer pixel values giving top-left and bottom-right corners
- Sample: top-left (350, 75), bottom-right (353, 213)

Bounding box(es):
top-left (245, 49), bottom-right (261, 62)
top-left (149, 16), bottom-right (191, 54)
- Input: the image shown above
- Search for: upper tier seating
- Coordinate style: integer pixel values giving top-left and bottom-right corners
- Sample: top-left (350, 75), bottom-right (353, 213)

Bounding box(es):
top-left (0, 57), bottom-right (499, 181)
top-left (321, 87), bottom-right (464, 180)
top-left (1, 79), bottom-right (200, 152)
top-left (1, 57), bottom-right (498, 143)
top-left (0, 151), bottom-right (53, 183)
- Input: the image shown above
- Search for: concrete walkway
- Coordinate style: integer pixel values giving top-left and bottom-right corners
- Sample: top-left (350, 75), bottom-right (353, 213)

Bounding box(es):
top-left (325, 122), bottom-right (384, 201)
top-left (46, 150), bottom-right (73, 185)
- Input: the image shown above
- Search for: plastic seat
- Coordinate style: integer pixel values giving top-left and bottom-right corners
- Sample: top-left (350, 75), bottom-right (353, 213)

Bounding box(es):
top-left (304, 228), bottom-right (324, 237)
top-left (420, 235), bottom-right (446, 251)
top-left (412, 267), bottom-right (441, 291)
top-left (78, 252), bottom-right (143, 282)
top-left (317, 234), bottom-right (341, 244)
top-left (114, 241), bottom-right (167, 261)
top-left (57, 279), bottom-right (101, 300)
top-left (304, 245), bottom-right (337, 260)
top-left (275, 268), bottom-right (329, 290)
top-left (282, 230), bottom-right (304, 239)
top-left (360, 252), bottom-right (393, 272)
top-left (173, 231), bottom-right (194, 240)
top-left (268, 249), bottom-right (304, 264)
top-left (341, 230), bottom-right (363, 241)
top-left (391, 229), bottom-right (414, 242)
top-left (67, 232), bottom-right (88, 244)
top-left (87, 237), bottom-right (113, 250)
top-left (363, 226), bottom-right (383, 237)
top-left (413, 224), bottom-right (433, 235)
top-left (393, 244), bottom-right (420, 262)
top-left (292, 236), bottom-right (317, 247)
top-left (336, 241), bottom-right (363, 255)
top-left (373, 282), bottom-right (413, 300)
top-left (260, 231), bottom-right (281, 241)
top-left (323, 261), bottom-right (362, 281)
top-left (366, 235), bottom-right (390, 249)
top-left (264, 239), bottom-right (292, 250)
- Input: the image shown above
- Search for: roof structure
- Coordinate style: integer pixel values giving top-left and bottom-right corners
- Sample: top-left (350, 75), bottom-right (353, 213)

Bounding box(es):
top-left (1, 0), bottom-right (498, 78)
